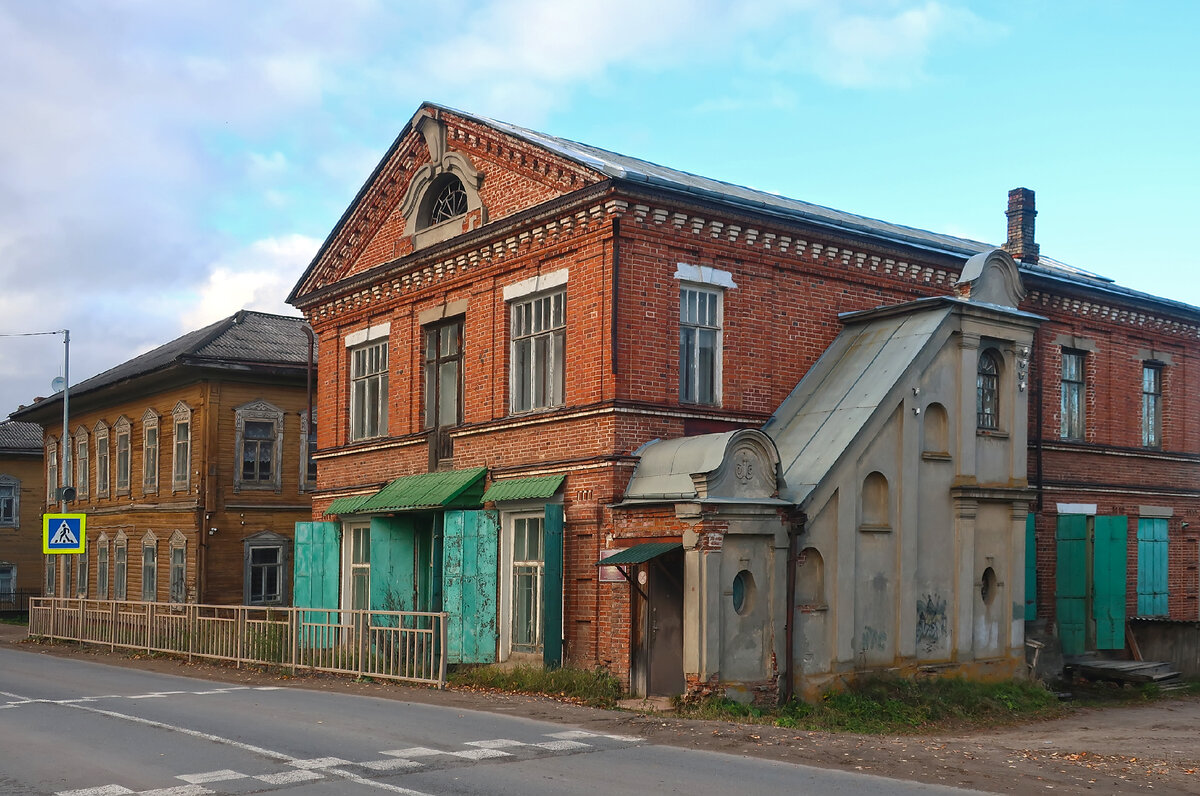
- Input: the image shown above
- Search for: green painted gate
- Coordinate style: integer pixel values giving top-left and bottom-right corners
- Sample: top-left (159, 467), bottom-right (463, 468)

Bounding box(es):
top-left (1055, 514), bottom-right (1127, 655)
top-left (443, 509), bottom-right (499, 664)
top-left (1136, 518), bottom-right (1168, 616)
top-left (293, 521), bottom-right (341, 613)
top-left (1055, 515), bottom-right (1088, 656)
top-left (1093, 515), bottom-right (1127, 650)
top-left (370, 516), bottom-right (419, 612)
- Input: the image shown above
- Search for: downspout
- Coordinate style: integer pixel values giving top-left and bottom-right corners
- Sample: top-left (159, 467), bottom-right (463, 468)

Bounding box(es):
top-left (303, 323), bottom-right (315, 492)
top-left (782, 510), bottom-right (803, 704)
top-left (1033, 327), bottom-right (1044, 512)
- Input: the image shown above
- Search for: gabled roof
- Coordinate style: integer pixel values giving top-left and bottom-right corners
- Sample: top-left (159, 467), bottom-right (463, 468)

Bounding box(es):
top-left (10, 310), bottom-right (313, 422)
top-left (290, 102), bottom-right (1198, 317)
top-left (0, 420), bottom-right (42, 452)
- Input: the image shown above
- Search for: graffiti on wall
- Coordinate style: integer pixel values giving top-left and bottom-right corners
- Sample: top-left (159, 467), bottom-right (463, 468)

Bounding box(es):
top-left (915, 592), bottom-right (948, 653)
top-left (860, 625), bottom-right (887, 652)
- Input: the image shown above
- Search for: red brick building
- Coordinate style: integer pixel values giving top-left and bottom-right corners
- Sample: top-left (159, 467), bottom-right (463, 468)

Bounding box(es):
top-left (288, 103), bottom-right (1198, 697)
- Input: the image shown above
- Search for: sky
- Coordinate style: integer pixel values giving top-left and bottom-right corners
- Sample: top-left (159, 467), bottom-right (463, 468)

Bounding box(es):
top-left (2, 0), bottom-right (1197, 419)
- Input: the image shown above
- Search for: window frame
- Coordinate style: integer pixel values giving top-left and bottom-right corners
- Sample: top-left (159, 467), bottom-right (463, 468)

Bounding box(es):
top-left (142, 409), bottom-right (159, 494)
top-left (97, 534), bottom-right (110, 600)
top-left (678, 283), bottom-right (724, 406)
top-left (94, 421), bottom-right (110, 498)
top-left (509, 288), bottom-right (566, 414)
top-left (233, 400), bottom-right (284, 492)
top-left (114, 533), bottom-right (128, 600)
top-left (423, 318), bottom-right (464, 467)
top-left (1060, 349), bottom-right (1086, 441)
top-left (0, 474), bottom-right (18, 527)
top-left (341, 523), bottom-right (371, 613)
top-left (141, 533), bottom-right (158, 602)
top-left (168, 531), bottom-right (186, 603)
top-left (1142, 363), bottom-right (1163, 448)
top-left (172, 401), bottom-right (191, 492)
top-left (244, 531), bottom-right (291, 606)
top-left (976, 349), bottom-right (1001, 431)
top-left (349, 339), bottom-right (389, 441)
top-left (47, 439), bottom-right (58, 505)
top-left (115, 416), bottom-right (131, 495)
top-left (74, 427), bottom-right (89, 499)
top-left (0, 563), bottom-right (15, 601)
top-left (74, 552), bottom-right (87, 597)
top-left (299, 410), bottom-right (317, 492)
top-left (45, 555), bottom-right (55, 596)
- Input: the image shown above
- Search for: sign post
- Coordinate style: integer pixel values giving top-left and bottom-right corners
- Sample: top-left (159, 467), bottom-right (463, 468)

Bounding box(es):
top-left (43, 513), bottom-right (86, 555)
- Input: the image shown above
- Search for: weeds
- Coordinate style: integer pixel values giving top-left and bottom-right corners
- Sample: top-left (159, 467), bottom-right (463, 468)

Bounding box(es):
top-left (450, 664), bottom-right (623, 709)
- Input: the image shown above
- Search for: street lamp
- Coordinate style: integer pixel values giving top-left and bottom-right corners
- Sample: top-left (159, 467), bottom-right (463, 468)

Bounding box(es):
top-left (0, 329), bottom-right (71, 509)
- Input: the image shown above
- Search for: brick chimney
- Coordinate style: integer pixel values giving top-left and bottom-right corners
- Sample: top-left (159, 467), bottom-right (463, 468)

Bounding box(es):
top-left (1003, 187), bottom-right (1039, 265)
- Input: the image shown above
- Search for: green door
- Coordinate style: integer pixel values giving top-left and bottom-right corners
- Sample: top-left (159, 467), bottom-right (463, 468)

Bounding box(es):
top-left (542, 504), bottom-right (564, 669)
top-left (293, 521), bottom-right (340, 613)
top-left (1137, 518), bottom-right (1168, 616)
top-left (1055, 515), bottom-right (1088, 656)
top-left (443, 509), bottom-right (499, 664)
top-left (370, 516), bottom-right (417, 612)
top-left (1092, 515), bottom-right (1127, 650)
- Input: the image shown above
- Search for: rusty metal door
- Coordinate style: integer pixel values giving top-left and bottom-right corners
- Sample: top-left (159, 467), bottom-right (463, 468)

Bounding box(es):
top-left (646, 548), bottom-right (685, 696)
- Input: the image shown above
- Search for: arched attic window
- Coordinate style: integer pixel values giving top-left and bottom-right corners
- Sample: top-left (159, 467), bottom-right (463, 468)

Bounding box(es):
top-left (422, 175), bottom-right (468, 228)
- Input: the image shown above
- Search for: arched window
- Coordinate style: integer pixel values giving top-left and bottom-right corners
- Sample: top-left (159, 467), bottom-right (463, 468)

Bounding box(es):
top-left (796, 547), bottom-right (825, 606)
top-left (427, 175), bottom-right (468, 226)
top-left (977, 350), bottom-right (1000, 430)
top-left (862, 471), bottom-right (889, 529)
top-left (923, 402), bottom-right (949, 455)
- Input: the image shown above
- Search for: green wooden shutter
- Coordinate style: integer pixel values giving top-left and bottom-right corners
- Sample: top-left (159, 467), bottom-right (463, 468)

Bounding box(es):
top-left (1024, 513), bottom-right (1037, 621)
top-left (370, 516), bottom-right (416, 613)
top-left (293, 521), bottom-right (341, 611)
top-left (542, 504), bottom-right (564, 669)
top-left (442, 509), bottom-right (498, 664)
top-left (1093, 515), bottom-right (1128, 650)
top-left (1136, 518), bottom-right (1168, 616)
top-left (1055, 514), bottom-right (1088, 656)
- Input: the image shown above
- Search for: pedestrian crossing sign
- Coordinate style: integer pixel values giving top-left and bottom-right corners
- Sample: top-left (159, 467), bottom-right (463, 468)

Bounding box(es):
top-left (43, 513), bottom-right (86, 554)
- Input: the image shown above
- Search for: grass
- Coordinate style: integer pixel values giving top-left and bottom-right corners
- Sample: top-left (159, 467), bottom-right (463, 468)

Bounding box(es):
top-left (0, 614), bottom-right (28, 626)
top-left (678, 675), bottom-right (1064, 734)
top-left (450, 664), bottom-right (623, 709)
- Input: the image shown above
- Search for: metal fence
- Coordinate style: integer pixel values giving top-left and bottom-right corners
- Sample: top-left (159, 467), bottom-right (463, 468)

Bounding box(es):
top-left (28, 598), bottom-right (448, 688)
top-left (0, 588), bottom-right (38, 615)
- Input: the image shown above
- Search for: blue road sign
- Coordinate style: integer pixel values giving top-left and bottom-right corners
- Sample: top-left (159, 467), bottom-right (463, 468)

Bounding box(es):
top-left (44, 513), bottom-right (86, 554)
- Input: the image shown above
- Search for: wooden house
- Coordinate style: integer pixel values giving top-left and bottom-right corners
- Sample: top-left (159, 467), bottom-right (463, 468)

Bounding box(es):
top-left (0, 420), bottom-right (44, 606)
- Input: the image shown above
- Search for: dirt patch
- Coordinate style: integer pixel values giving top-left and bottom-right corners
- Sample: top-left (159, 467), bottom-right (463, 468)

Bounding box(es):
top-left (4, 624), bottom-right (1196, 795)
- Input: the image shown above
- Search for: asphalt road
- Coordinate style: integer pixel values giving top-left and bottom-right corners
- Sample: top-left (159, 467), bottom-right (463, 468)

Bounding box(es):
top-left (0, 646), bottom-right (984, 795)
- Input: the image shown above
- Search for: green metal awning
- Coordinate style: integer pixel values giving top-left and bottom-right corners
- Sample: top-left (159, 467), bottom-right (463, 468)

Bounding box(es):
top-left (323, 494), bottom-right (372, 516)
top-left (481, 474), bottom-right (565, 503)
top-left (356, 466), bottom-right (487, 513)
top-left (597, 542), bottom-right (682, 567)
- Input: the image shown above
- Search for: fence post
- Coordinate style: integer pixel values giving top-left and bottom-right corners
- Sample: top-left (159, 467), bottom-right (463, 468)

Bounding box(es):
top-left (146, 602), bottom-right (154, 654)
top-left (77, 598), bottom-right (84, 642)
top-left (187, 604), bottom-right (196, 663)
top-left (110, 600), bottom-right (117, 651)
top-left (438, 612), bottom-right (448, 689)
top-left (236, 607), bottom-right (245, 669)
top-left (289, 608), bottom-right (299, 675)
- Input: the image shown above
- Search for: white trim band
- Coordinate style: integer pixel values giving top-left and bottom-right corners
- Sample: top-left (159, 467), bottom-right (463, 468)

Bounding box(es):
top-left (344, 322), bottom-right (391, 348)
top-left (502, 268), bottom-right (569, 301)
top-left (674, 263), bottom-right (737, 289)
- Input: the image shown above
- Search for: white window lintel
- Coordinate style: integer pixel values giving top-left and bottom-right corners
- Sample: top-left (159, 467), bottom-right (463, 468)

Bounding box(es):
top-left (502, 268), bottom-right (569, 302)
top-left (344, 322), bottom-right (391, 348)
top-left (1056, 503), bottom-right (1097, 515)
top-left (674, 263), bottom-right (737, 289)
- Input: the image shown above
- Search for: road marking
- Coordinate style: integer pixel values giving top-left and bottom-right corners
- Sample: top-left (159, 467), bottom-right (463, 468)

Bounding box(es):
top-left (380, 746), bottom-right (445, 758)
top-left (289, 757), bottom-right (352, 769)
top-left (360, 758), bottom-right (423, 771)
top-left (255, 770), bottom-right (324, 785)
top-left (58, 787), bottom-right (134, 796)
top-left (450, 748), bottom-right (512, 760)
top-left (534, 740), bottom-right (592, 751)
top-left (176, 770), bottom-right (244, 784)
top-left (138, 786), bottom-right (210, 796)
top-left (549, 729), bottom-right (644, 742)
top-left (464, 738), bottom-right (527, 749)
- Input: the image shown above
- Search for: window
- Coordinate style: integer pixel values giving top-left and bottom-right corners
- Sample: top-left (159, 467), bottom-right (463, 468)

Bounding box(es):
top-left (141, 535), bottom-right (158, 602)
top-left (861, 471), bottom-right (890, 529)
top-left (74, 429), bottom-right (89, 499)
top-left (424, 319), bottom-right (463, 467)
top-left (114, 534), bottom-right (128, 600)
top-left (1060, 350), bottom-right (1085, 440)
top-left (511, 515), bottom-right (544, 652)
top-left (679, 285), bottom-right (722, 405)
top-left (428, 176), bottom-right (467, 226)
top-left (47, 439), bottom-right (58, 504)
top-left (976, 350), bottom-right (1000, 430)
top-left (115, 416), bottom-right (131, 494)
top-left (234, 401), bottom-right (284, 491)
top-left (75, 552), bottom-right (87, 597)
top-left (343, 525), bottom-right (371, 611)
top-left (143, 410), bottom-right (159, 493)
top-left (95, 421), bottom-right (110, 498)
top-left (97, 536), bottom-right (109, 599)
top-left (0, 564), bottom-right (14, 601)
top-left (0, 475), bottom-right (18, 527)
top-left (350, 341), bottom-right (389, 440)
top-left (45, 555), bottom-right (55, 596)
top-left (244, 531), bottom-right (290, 606)
top-left (173, 402), bottom-right (191, 491)
top-left (510, 289), bottom-right (565, 413)
top-left (299, 411), bottom-right (317, 491)
top-left (63, 551), bottom-right (73, 598)
top-left (1142, 364), bottom-right (1162, 448)
top-left (169, 532), bottom-right (186, 603)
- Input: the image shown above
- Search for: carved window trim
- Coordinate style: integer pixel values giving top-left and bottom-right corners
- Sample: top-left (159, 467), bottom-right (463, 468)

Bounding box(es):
top-left (0, 474), bottom-right (18, 527)
top-left (74, 426), bottom-right (89, 499)
top-left (234, 400), bottom-right (284, 493)
top-left (172, 401), bottom-right (192, 493)
top-left (94, 420), bottom-right (110, 499)
top-left (142, 409), bottom-right (160, 494)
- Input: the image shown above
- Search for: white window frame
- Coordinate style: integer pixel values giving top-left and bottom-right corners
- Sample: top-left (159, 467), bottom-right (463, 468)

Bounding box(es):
top-left (115, 416), bottom-right (131, 495)
top-left (678, 283), bottom-right (724, 405)
top-left (168, 530), bottom-right (186, 603)
top-left (47, 439), bottom-right (58, 504)
top-left (349, 339), bottom-right (389, 441)
top-left (0, 474), bottom-right (18, 528)
top-left (508, 289), bottom-right (566, 413)
top-left (234, 400), bottom-right (284, 492)
top-left (498, 509), bottom-right (548, 661)
top-left (341, 523), bottom-right (371, 613)
top-left (142, 409), bottom-right (159, 494)
top-left (114, 532), bottom-right (128, 600)
top-left (172, 401), bottom-right (192, 492)
top-left (141, 532), bottom-right (158, 602)
top-left (74, 427), bottom-right (89, 499)
top-left (97, 533), bottom-right (110, 600)
top-left (94, 421), bottom-right (110, 498)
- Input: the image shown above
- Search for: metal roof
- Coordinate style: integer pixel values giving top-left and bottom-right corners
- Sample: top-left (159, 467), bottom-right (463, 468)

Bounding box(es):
top-left (0, 420), bottom-right (42, 452)
top-left (480, 474), bottom-right (564, 503)
top-left (598, 542), bottom-right (682, 567)
top-left (622, 431), bottom-right (739, 502)
top-left (323, 494), bottom-right (372, 516)
top-left (10, 310), bottom-right (314, 420)
top-left (356, 467), bottom-right (487, 513)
